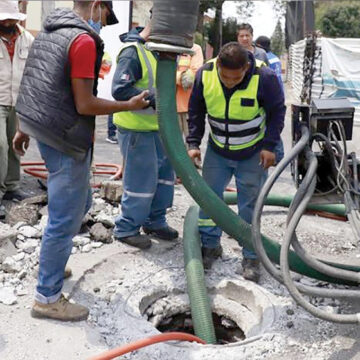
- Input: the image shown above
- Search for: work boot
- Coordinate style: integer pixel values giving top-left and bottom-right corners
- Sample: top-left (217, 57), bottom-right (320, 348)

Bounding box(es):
top-left (33, 266), bottom-right (72, 279)
top-left (0, 201), bottom-right (5, 220)
top-left (115, 233), bottom-right (152, 249)
top-left (201, 245), bottom-right (223, 270)
top-left (31, 294), bottom-right (89, 321)
top-left (3, 189), bottom-right (30, 201)
top-left (242, 258), bottom-right (261, 283)
top-left (143, 226), bottom-right (179, 241)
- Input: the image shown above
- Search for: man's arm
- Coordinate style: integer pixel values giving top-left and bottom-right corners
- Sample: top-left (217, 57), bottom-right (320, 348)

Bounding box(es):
top-left (258, 67), bottom-right (286, 153)
top-left (112, 46), bottom-right (156, 109)
top-left (186, 67), bottom-right (207, 162)
top-left (190, 44), bottom-right (204, 74)
top-left (70, 34), bottom-right (149, 115)
top-left (72, 79), bottom-right (149, 115)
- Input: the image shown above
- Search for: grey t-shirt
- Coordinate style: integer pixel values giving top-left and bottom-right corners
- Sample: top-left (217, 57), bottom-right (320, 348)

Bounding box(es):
top-left (253, 45), bottom-right (270, 66)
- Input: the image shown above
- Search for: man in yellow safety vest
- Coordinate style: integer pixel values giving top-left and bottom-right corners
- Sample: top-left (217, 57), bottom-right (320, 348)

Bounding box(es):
top-left (187, 42), bottom-right (285, 282)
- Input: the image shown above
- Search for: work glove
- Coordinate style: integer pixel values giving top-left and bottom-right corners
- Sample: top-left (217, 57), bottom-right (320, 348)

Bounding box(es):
top-left (181, 69), bottom-right (195, 91)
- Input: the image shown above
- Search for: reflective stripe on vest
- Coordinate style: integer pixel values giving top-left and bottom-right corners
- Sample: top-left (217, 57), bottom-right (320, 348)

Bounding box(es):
top-left (202, 58), bottom-right (266, 151)
top-left (198, 218), bottom-right (216, 227)
top-left (113, 42), bottom-right (158, 131)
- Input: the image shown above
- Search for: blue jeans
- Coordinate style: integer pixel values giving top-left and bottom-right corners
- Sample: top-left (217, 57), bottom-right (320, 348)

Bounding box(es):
top-left (35, 142), bottom-right (92, 304)
top-left (107, 114), bottom-right (117, 138)
top-left (274, 138), bottom-right (284, 164)
top-left (114, 129), bottom-right (175, 238)
top-left (199, 146), bottom-right (267, 260)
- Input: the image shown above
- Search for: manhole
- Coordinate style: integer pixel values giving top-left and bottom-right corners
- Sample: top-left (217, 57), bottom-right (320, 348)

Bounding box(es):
top-left (156, 311), bottom-right (245, 344)
top-left (139, 280), bottom-right (275, 346)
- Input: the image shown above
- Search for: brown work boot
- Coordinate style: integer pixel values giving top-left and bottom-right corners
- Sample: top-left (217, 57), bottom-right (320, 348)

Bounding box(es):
top-left (31, 294), bottom-right (89, 322)
top-left (63, 266), bottom-right (72, 279)
top-left (242, 258), bottom-right (260, 283)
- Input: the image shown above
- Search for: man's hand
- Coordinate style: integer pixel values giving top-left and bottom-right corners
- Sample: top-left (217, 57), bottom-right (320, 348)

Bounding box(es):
top-left (188, 148), bottom-right (202, 167)
top-left (181, 70), bottom-right (195, 91)
top-left (127, 90), bottom-right (150, 111)
top-left (13, 130), bottom-right (30, 156)
top-left (259, 150), bottom-right (275, 169)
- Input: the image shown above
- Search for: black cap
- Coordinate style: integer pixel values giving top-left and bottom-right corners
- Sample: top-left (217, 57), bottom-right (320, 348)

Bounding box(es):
top-left (255, 36), bottom-right (271, 53)
top-left (103, 1), bottom-right (118, 25)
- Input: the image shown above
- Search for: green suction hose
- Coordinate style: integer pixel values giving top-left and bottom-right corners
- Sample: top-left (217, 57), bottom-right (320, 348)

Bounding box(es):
top-left (156, 58), bottom-right (360, 285)
top-left (223, 192), bottom-right (346, 217)
top-left (183, 206), bottom-right (217, 344)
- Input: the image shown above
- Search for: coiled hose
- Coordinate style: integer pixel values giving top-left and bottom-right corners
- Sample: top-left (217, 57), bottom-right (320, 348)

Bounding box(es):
top-left (252, 125), bottom-right (360, 323)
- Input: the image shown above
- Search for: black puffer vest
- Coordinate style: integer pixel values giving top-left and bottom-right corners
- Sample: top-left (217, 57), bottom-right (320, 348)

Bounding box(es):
top-left (16, 8), bottom-right (104, 159)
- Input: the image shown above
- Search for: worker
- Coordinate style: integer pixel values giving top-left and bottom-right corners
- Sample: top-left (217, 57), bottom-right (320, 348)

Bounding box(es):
top-left (0, 0), bottom-right (33, 220)
top-left (13, 0), bottom-right (149, 322)
top-left (238, 25), bottom-right (284, 164)
top-left (255, 35), bottom-right (284, 92)
top-left (111, 10), bottom-right (178, 249)
top-left (176, 43), bottom-right (204, 147)
top-left (187, 42), bottom-right (285, 282)
top-left (237, 23), bottom-right (269, 66)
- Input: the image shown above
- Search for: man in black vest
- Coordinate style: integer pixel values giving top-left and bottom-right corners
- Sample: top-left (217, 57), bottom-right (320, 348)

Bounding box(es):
top-left (13, 0), bottom-right (149, 322)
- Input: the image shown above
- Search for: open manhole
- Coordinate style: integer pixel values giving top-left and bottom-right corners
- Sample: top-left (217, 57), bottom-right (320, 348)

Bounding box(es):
top-left (156, 311), bottom-right (245, 344)
top-left (139, 280), bottom-right (275, 346)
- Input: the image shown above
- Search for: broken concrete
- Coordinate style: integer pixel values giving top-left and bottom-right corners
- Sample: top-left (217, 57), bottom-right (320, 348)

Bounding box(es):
top-left (100, 180), bottom-right (123, 203)
top-left (6, 204), bottom-right (39, 226)
top-left (90, 223), bottom-right (113, 244)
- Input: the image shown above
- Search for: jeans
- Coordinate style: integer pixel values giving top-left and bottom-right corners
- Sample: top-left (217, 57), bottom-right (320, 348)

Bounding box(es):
top-left (199, 146), bottom-right (267, 260)
top-left (35, 142), bottom-right (92, 304)
top-left (107, 114), bottom-right (117, 138)
top-left (0, 106), bottom-right (20, 199)
top-left (114, 129), bottom-right (175, 238)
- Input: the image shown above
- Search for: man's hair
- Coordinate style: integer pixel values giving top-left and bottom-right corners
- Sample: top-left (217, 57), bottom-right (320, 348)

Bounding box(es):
top-left (237, 23), bottom-right (253, 35)
top-left (218, 42), bottom-right (249, 70)
top-left (255, 36), bottom-right (271, 52)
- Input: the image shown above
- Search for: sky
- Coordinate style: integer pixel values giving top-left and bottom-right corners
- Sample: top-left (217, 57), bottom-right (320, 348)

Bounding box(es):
top-left (222, 1), bottom-right (279, 39)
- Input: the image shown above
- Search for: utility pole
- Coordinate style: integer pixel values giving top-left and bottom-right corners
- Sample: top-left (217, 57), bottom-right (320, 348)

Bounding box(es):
top-left (41, 0), bottom-right (55, 28)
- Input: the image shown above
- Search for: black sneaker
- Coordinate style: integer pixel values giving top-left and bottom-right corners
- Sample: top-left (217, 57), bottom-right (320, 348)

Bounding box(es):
top-left (201, 245), bottom-right (223, 269)
top-left (106, 135), bottom-right (118, 144)
top-left (143, 226), bottom-right (179, 241)
top-left (242, 258), bottom-right (260, 283)
top-left (3, 189), bottom-right (30, 201)
top-left (115, 233), bottom-right (152, 249)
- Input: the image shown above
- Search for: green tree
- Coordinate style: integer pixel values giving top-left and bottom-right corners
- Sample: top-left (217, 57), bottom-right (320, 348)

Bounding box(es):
top-left (319, 3), bottom-right (360, 37)
top-left (271, 20), bottom-right (284, 56)
top-left (206, 16), bottom-right (238, 51)
top-left (236, 1), bottom-right (255, 22)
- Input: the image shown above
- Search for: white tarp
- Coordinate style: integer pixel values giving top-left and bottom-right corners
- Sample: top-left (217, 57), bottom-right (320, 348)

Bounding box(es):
top-left (289, 37), bottom-right (360, 124)
top-left (321, 38), bottom-right (360, 106)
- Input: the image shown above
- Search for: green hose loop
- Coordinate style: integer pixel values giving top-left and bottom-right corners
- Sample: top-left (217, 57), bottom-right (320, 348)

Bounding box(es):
top-left (156, 58), bottom-right (359, 285)
top-left (183, 206), bottom-right (217, 344)
top-left (223, 192), bottom-right (346, 217)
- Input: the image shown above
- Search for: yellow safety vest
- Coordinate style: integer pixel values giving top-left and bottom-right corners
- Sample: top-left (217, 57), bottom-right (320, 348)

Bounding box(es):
top-left (202, 58), bottom-right (266, 151)
top-left (113, 42), bottom-right (158, 131)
